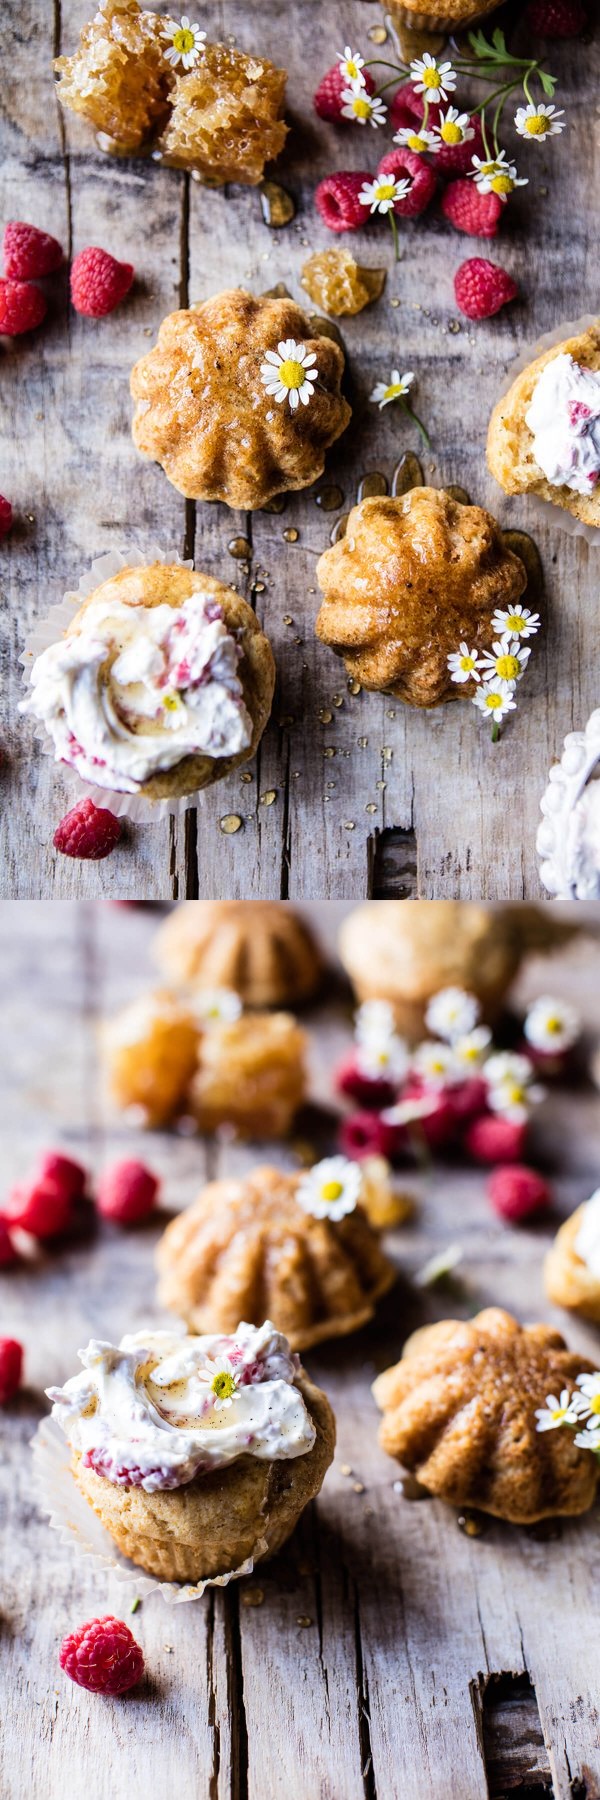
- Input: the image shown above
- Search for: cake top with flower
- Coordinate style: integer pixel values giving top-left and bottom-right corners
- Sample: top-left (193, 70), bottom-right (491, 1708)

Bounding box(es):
top-left (47, 1321), bottom-right (316, 1493)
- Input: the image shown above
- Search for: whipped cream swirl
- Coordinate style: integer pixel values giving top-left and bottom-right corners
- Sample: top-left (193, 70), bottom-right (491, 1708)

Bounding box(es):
top-left (21, 588), bottom-right (253, 793)
top-left (525, 353), bottom-right (600, 496)
top-left (575, 1189), bottom-right (600, 1277)
top-left (47, 1321), bottom-right (316, 1493)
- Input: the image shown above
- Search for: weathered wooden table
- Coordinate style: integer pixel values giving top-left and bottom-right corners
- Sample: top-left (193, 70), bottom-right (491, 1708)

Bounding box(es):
top-left (1, 3), bottom-right (598, 899)
top-left (2, 899), bottom-right (600, 1799)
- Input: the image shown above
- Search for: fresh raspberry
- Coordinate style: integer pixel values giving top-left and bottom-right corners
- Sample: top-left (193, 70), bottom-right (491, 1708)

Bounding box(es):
top-left (96, 1159), bottom-right (160, 1225)
top-left (53, 798), bottom-right (122, 860)
top-left (0, 496), bottom-right (13, 539)
top-left (36, 1151), bottom-right (87, 1198)
top-left (314, 64), bottom-right (375, 123)
top-left (377, 148), bottom-right (437, 218)
top-left (0, 1220), bottom-right (19, 1266)
top-left (441, 179), bottom-right (503, 239)
top-left (454, 257), bottom-right (518, 321)
top-left (338, 1110), bottom-right (404, 1162)
top-left (401, 1080), bottom-right (457, 1150)
top-left (314, 172), bottom-right (371, 233)
top-left (463, 1113), bottom-right (527, 1164)
top-left (446, 1076), bottom-right (489, 1126)
top-left (59, 1617), bottom-right (145, 1696)
top-left (3, 221), bottom-right (63, 280)
top-left (334, 1052), bottom-right (397, 1110)
top-left (0, 1338), bottom-right (23, 1404)
top-left (0, 279), bottom-right (47, 336)
top-left (487, 1163), bottom-right (552, 1223)
top-left (4, 1177), bottom-right (74, 1239)
top-left (70, 247), bottom-right (134, 318)
top-left (389, 83), bottom-right (426, 133)
top-left (526, 0), bottom-right (587, 34)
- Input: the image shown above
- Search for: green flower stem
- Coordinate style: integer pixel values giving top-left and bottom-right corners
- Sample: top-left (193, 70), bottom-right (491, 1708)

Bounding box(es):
top-left (388, 208), bottom-right (400, 262)
top-left (400, 397), bottom-right (431, 450)
top-left (491, 722), bottom-right (500, 743)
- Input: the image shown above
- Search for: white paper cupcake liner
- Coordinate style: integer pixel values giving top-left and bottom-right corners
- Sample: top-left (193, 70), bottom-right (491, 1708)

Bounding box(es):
top-left (19, 545), bottom-right (214, 825)
top-left (32, 1416), bottom-right (266, 1605)
top-left (495, 316), bottom-right (600, 549)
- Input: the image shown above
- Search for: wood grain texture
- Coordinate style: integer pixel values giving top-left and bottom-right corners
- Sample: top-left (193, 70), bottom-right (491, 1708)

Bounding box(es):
top-left (1, 900), bottom-right (600, 1799)
top-left (0, 3), bottom-right (598, 898)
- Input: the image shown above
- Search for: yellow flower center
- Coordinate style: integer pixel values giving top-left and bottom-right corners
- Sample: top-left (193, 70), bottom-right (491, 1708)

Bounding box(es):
top-left (321, 1180), bottom-right (344, 1202)
top-left (278, 358), bottom-right (305, 391)
top-left (173, 26), bottom-right (195, 51)
top-left (589, 1394), bottom-right (600, 1415)
top-left (495, 653), bottom-right (520, 680)
top-left (421, 67), bottom-right (441, 89)
top-left (506, 613), bottom-right (526, 632)
top-left (383, 382), bottom-right (404, 401)
top-left (163, 693), bottom-right (179, 711)
top-left (407, 133), bottom-right (427, 152)
top-left (346, 59), bottom-right (360, 79)
top-left (459, 655), bottom-right (475, 671)
top-left (524, 114), bottom-right (549, 135)
top-left (551, 1406), bottom-right (565, 1421)
top-left (441, 121), bottom-right (462, 144)
top-left (376, 182), bottom-right (396, 202)
top-left (353, 95), bottom-right (372, 119)
top-left (546, 1017), bottom-right (562, 1034)
top-left (506, 1083), bottom-right (525, 1105)
top-left (490, 174), bottom-right (514, 195)
top-left (485, 691), bottom-right (503, 709)
top-left (212, 1371), bottom-right (237, 1401)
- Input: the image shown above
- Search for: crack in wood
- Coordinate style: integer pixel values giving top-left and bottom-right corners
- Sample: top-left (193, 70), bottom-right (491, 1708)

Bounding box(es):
top-left (225, 1589), bottom-right (249, 1800)
top-left (353, 1588), bottom-right (377, 1800)
top-left (473, 1671), bottom-right (555, 1800)
top-left (206, 1592), bottom-right (221, 1800)
top-left (367, 826), bottom-right (418, 899)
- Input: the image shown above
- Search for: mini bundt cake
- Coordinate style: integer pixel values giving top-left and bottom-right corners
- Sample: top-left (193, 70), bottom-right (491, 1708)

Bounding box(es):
top-left (130, 290), bottom-right (351, 511)
top-left (55, 0), bottom-right (288, 183)
top-left (153, 901), bottom-right (324, 1008)
top-left (156, 1161), bottom-right (396, 1349)
top-left (188, 1013), bottom-right (307, 1139)
top-left (373, 1308), bottom-right (600, 1523)
top-left (338, 902), bottom-right (530, 1040)
top-left (545, 1192), bottom-right (600, 1324)
top-left (389, 0), bottom-right (500, 28)
top-left (101, 989), bottom-right (200, 1126)
top-left (315, 489), bottom-right (527, 706)
top-left (487, 322), bottom-right (600, 529)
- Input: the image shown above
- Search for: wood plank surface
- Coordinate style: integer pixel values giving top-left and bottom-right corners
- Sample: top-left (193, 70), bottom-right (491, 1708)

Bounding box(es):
top-left (0, 4), bottom-right (598, 898)
top-left (2, 899), bottom-right (600, 1799)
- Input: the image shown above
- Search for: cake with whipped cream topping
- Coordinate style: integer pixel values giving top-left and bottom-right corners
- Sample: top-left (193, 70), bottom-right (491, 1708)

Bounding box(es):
top-left (487, 322), bottom-right (600, 528)
top-left (545, 1190), bottom-right (600, 1324)
top-left (47, 1321), bottom-right (335, 1582)
top-left (20, 563), bottom-right (275, 800)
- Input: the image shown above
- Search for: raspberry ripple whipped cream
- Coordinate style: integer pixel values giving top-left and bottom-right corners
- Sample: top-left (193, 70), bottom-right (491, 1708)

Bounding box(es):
top-left (525, 353), bottom-right (600, 496)
top-left (20, 588), bottom-right (253, 792)
top-left (47, 1321), bottom-right (316, 1492)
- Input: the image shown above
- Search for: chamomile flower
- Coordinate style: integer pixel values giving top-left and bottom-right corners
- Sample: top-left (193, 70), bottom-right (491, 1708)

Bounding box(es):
top-left (479, 637), bottom-right (531, 687)
top-left (355, 1000), bottom-right (397, 1043)
top-left (514, 102), bottom-right (565, 142)
top-left (359, 175), bottom-right (409, 214)
top-left (393, 126), bottom-right (439, 155)
top-left (472, 683), bottom-right (517, 724)
top-left (411, 1041), bottom-right (459, 1087)
top-left (471, 150), bottom-right (528, 202)
top-left (410, 53), bottom-right (456, 104)
top-left (434, 107), bottom-right (474, 149)
top-left (356, 1035), bottom-right (410, 1082)
top-left (341, 84), bottom-right (388, 127)
top-left (296, 1155), bottom-right (363, 1222)
top-left (573, 1371), bottom-right (600, 1423)
top-left (260, 340), bottom-right (317, 411)
top-left (574, 1424), bottom-right (600, 1452)
top-left (447, 643), bottom-right (484, 685)
top-left (425, 987), bottom-right (480, 1043)
top-left (491, 606), bottom-right (541, 640)
top-left (161, 15), bottom-right (206, 68)
top-left (202, 1354), bottom-right (241, 1410)
top-left (337, 46), bottom-right (366, 87)
top-left (535, 1389), bottom-right (578, 1432)
top-left (453, 1026), bottom-right (493, 1070)
top-left (486, 1054), bottom-right (545, 1122)
top-left (192, 988), bottom-right (243, 1026)
top-left (524, 996), bottom-right (580, 1055)
top-left (370, 369), bottom-right (415, 409)
top-left (485, 1052), bottom-right (534, 1088)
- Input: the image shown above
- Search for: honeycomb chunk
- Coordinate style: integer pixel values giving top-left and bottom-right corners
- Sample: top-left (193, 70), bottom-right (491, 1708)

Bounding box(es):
top-left (158, 44), bottom-right (288, 185)
top-left (54, 0), bottom-right (170, 154)
top-left (301, 249), bottom-right (386, 318)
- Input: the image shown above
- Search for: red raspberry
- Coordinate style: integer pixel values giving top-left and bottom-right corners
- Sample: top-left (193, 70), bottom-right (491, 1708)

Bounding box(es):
top-left (441, 179), bottom-right (503, 239)
top-left (0, 1338), bottom-right (23, 1404)
top-left (0, 279), bottom-right (47, 336)
top-left (526, 0), bottom-right (587, 34)
top-left (36, 1150), bottom-right (87, 1197)
top-left (314, 172), bottom-right (371, 233)
top-left (402, 1080), bottom-right (457, 1150)
top-left (446, 1076), bottom-right (489, 1126)
top-left (70, 247), bottom-right (134, 318)
top-left (96, 1159), bottom-right (160, 1225)
top-left (0, 1220), bottom-right (18, 1266)
top-left (0, 496), bottom-right (13, 538)
top-left (334, 1052), bottom-right (397, 1110)
top-left (338, 1110), bottom-right (404, 1162)
top-left (4, 1177), bottom-right (74, 1239)
top-left (314, 64), bottom-right (375, 123)
top-left (3, 221), bottom-right (63, 280)
top-left (59, 1617), bottom-right (145, 1696)
top-left (464, 1113), bottom-right (527, 1164)
top-left (377, 148), bottom-right (437, 218)
top-left (53, 798), bottom-right (122, 860)
top-left (389, 83), bottom-right (425, 132)
top-left (487, 1163), bottom-right (552, 1223)
top-left (454, 257), bottom-right (518, 321)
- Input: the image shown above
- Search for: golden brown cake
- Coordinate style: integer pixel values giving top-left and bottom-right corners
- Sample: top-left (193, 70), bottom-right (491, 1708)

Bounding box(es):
top-left (545, 1194), bottom-right (600, 1325)
top-left (48, 1324), bottom-right (335, 1583)
top-left (373, 1309), bottom-right (599, 1523)
top-left (101, 988), bottom-right (199, 1125)
top-left (21, 564), bottom-right (275, 802)
top-left (487, 323), bottom-right (600, 529)
top-left (315, 490), bottom-right (527, 706)
top-left (156, 1161), bottom-right (396, 1349)
top-left (55, 0), bottom-right (288, 183)
top-left (389, 0), bottom-right (499, 26)
top-left (300, 249), bottom-right (386, 319)
top-left (189, 1012), bottom-right (307, 1139)
top-left (338, 902), bottom-right (532, 1040)
top-left (153, 901), bottom-right (324, 1008)
top-left (130, 290), bottom-right (351, 511)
